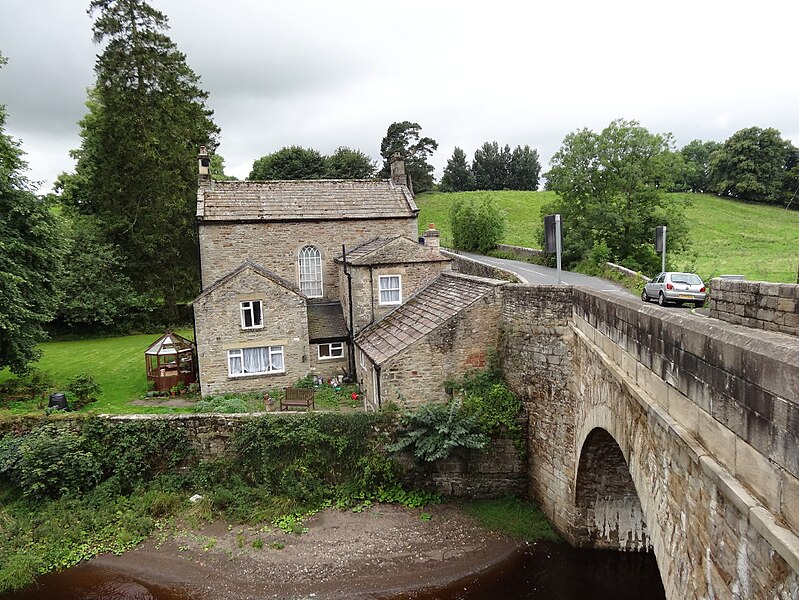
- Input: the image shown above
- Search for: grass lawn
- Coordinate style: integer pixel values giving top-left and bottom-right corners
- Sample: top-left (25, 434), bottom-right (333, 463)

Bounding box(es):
top-left (417, 190), bottom-right (799, 283)
top-left (0, 330), bottom-right (195, 415)
top-left (671, 193), bottom-right (799, 283)
top-left (0, 330), bottom-right (363, 416)
top-left (417, 190), bottom-right (557, 249)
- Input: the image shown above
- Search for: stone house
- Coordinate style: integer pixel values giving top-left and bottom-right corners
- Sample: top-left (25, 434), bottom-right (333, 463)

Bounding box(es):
top-left (193, 149), bottom-right (452, 396)
top-left (335, 228), bottom-right (451, 334)
top-left (355, 272), bottom-right (506, 410)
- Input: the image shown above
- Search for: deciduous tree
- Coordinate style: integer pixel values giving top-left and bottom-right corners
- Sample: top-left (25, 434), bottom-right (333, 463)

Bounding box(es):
top-left (379, 121), bottom-right (438, 193)
top-left (544, 119), bottom-right (688, 274)
top-left (249, 146), bottom-right (325, 180)
top-left (324, 146), bottom-right (376, 179)
top-left (0, 55), bottom-right (66, 372)
top-left (677, 139), bottom-right (719, 193)
top-left (450, 197), bottom-right (506, 254)
top-left (440, 147), bottom-right (475, 192)
top-left (708, 127), bottom-right (796, 204)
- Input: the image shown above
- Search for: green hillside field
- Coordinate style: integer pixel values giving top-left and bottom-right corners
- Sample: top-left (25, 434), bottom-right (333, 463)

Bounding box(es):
top-left (416, 191), bottom-right (799, 283)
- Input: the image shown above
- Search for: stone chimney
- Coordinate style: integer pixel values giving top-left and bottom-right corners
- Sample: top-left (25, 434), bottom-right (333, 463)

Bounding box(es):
top-left (423, 223), bottom-right (440, 248)
top-left (390, 152), bottom-right (413, 194)
top-left (198, 146), bottom-right (210, 184)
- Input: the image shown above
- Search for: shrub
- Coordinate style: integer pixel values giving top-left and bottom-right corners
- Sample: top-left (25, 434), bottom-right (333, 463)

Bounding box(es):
top-left (194, 395), bottom-right (250, 413)
top-left (6, 425), bottom-right (101, 499)
top-left (66, 372), bottom-right (101, 409)
top-left (450, 197), bottom-right (506, 254)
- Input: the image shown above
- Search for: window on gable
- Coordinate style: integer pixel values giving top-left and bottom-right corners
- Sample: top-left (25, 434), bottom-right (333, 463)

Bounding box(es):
top-left (240, 300), bottom-right (263, 329)
top-left (298, 245), bottom-right (323, 298)
top-left (228, 346), bottom-right (284, 377)
top-left (318, 342), bottom-right (344, 360)
top-left (378, 275), bottom-right (401, 305)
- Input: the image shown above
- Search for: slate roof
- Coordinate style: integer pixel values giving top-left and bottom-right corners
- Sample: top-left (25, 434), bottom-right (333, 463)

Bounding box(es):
top-left (337, 236), bottom-right (450, 266)
top-left (197, 179), bottom-right (418, 221)
top-left (193, 260), bottom-right (301, 303)
top-left (307, 300), bottom-right (348, 343)
top-left (355, 272), bottom-right (505, 365)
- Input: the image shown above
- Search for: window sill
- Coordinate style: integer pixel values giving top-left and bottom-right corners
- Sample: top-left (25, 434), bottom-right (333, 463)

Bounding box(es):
top-left (318, 356), bottom-right (346, 361)
top-left (228, 370), bottom-right (285, 378)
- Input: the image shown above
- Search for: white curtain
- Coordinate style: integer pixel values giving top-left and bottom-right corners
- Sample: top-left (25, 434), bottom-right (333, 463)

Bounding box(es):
top-left (243, 347), bottom-right (269, 373)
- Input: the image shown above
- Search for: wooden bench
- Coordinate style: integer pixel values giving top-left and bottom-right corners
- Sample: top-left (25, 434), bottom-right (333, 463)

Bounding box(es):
top-left (280, 387), bottom-right (315, 411)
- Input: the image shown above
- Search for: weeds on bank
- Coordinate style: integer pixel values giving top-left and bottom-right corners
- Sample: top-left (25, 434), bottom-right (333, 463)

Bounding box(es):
top-left (0, 412), bottom-right (439, 593)
top-left (464, 496), bottom-right (560, 542)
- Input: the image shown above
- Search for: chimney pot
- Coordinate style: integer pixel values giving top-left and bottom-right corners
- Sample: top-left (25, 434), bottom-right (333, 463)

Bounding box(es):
top-left (423, 224), bottom-right (441, 248)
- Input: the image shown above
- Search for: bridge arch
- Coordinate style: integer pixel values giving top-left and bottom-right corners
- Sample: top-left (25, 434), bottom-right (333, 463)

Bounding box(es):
top-left (574, 427), bottom-right (652, 552)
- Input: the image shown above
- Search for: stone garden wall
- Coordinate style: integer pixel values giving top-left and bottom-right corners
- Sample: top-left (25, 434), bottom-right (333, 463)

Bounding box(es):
top-left (709, 278), bottom-right (799, 337)
top-left (2, 412), bottom-right (527, 500)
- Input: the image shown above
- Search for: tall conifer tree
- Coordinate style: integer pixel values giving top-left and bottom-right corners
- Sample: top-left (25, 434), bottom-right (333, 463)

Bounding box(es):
top-left (65, 0), bottom-right (219, 313)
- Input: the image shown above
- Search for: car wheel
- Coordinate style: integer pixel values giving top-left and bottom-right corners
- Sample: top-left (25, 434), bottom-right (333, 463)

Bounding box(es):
top-left (658, 292), bottom-right (666, 307)
top-left (641, 289), bottom-right (649, 302)
top-left (694, 301), bottom-right (704, 309)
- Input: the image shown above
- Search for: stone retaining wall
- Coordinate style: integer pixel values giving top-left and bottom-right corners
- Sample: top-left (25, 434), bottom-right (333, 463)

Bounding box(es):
top-left (709, 278), bottom-right (799, 337)
top-left (1, 412), bottom-right (527, 500)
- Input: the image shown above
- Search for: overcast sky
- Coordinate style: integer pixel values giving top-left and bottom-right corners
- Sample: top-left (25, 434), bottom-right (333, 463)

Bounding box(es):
top-left (1, 0), bottom-right (797, 192)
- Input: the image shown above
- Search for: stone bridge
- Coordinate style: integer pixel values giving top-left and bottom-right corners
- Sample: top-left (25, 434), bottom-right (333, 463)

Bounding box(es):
top-left (500, 285), bottom-right (799, 600)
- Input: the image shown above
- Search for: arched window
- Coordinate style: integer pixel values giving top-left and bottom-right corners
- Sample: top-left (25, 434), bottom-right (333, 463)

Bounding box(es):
top-left (298, 245), bottom-right (323, 297)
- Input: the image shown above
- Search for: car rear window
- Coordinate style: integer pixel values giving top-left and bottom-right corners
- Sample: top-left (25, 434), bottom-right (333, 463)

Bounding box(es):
top-left (670, 273), bottom-right (702, 285)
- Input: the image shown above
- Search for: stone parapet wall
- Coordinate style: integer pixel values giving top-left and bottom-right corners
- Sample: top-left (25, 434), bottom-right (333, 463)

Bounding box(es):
top-left (709, 277), bottom-right (799, 337)
top-left (573, 289), bottom-right (799, 485)
top-left (495, 243), bottom-right (544, 258)
top-left (441, 250), bottom-right (521, 283)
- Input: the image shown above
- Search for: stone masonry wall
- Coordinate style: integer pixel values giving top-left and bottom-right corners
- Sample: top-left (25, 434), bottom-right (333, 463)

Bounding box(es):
top-left (572, 289), bottom-right (799, 522)
top-left (495, 243), bottom-right (545, 259)
top-left (709, 277), bottom-right (799, 337)
top-left (569, 328), bottom-right (799, 599)
top-left (198, 218), bottom-right (418, 298)
top-left (441, 250), bottom-right (521, 283)
top-left (498, 284), bottom-right (576, 536)
top-left (194, 266), bottom-right (310, 396)
top-left (380, 288), bottom-right (504, 407)
top-left (92, 414), bottom-right (525, 499)
top-left (340, 261), bottom-right (450, 335)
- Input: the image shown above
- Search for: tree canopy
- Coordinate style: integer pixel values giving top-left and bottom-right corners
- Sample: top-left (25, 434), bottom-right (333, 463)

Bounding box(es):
top-left (472, 142), bottom-right (511, 191)
top-left (379, 121), bottom-right (438, 193)
top-left (708, 127), bottom-right (796, 204)
top-left (249, 146), bottom-right (325, 180)
top-left (544, 119), bottom-right (688, 274)
top-left (677, 139), bottom-right (719, 193)
top-left (324, 146), bottom-right (376, 179)
top-left (440, 142), bottom-right (540, 192)
top-left (0, 55), bottom-right (66, 372)
top-left (249, 146), bottom-right (376, 180)
top-left (440, 147), bottom-right (475, 192)
top-left (60, 0), bottom-right (219, 318)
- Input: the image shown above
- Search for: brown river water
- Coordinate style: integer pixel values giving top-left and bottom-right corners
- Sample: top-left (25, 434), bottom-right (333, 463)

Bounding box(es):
top-left (0, 543), bottom-right (665, 600)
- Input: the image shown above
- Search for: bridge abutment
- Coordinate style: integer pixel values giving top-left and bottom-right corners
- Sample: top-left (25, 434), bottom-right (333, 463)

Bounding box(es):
top-left (500, 283), bottom-right (799, 600)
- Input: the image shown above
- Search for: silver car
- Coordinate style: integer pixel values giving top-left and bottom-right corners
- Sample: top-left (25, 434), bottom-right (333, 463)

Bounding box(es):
top-left (642, 272), bottom-right (707, 308)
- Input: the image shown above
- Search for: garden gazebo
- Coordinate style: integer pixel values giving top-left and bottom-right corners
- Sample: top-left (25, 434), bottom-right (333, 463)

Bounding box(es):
top-left (145, 332), bottom-right (197, 392)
